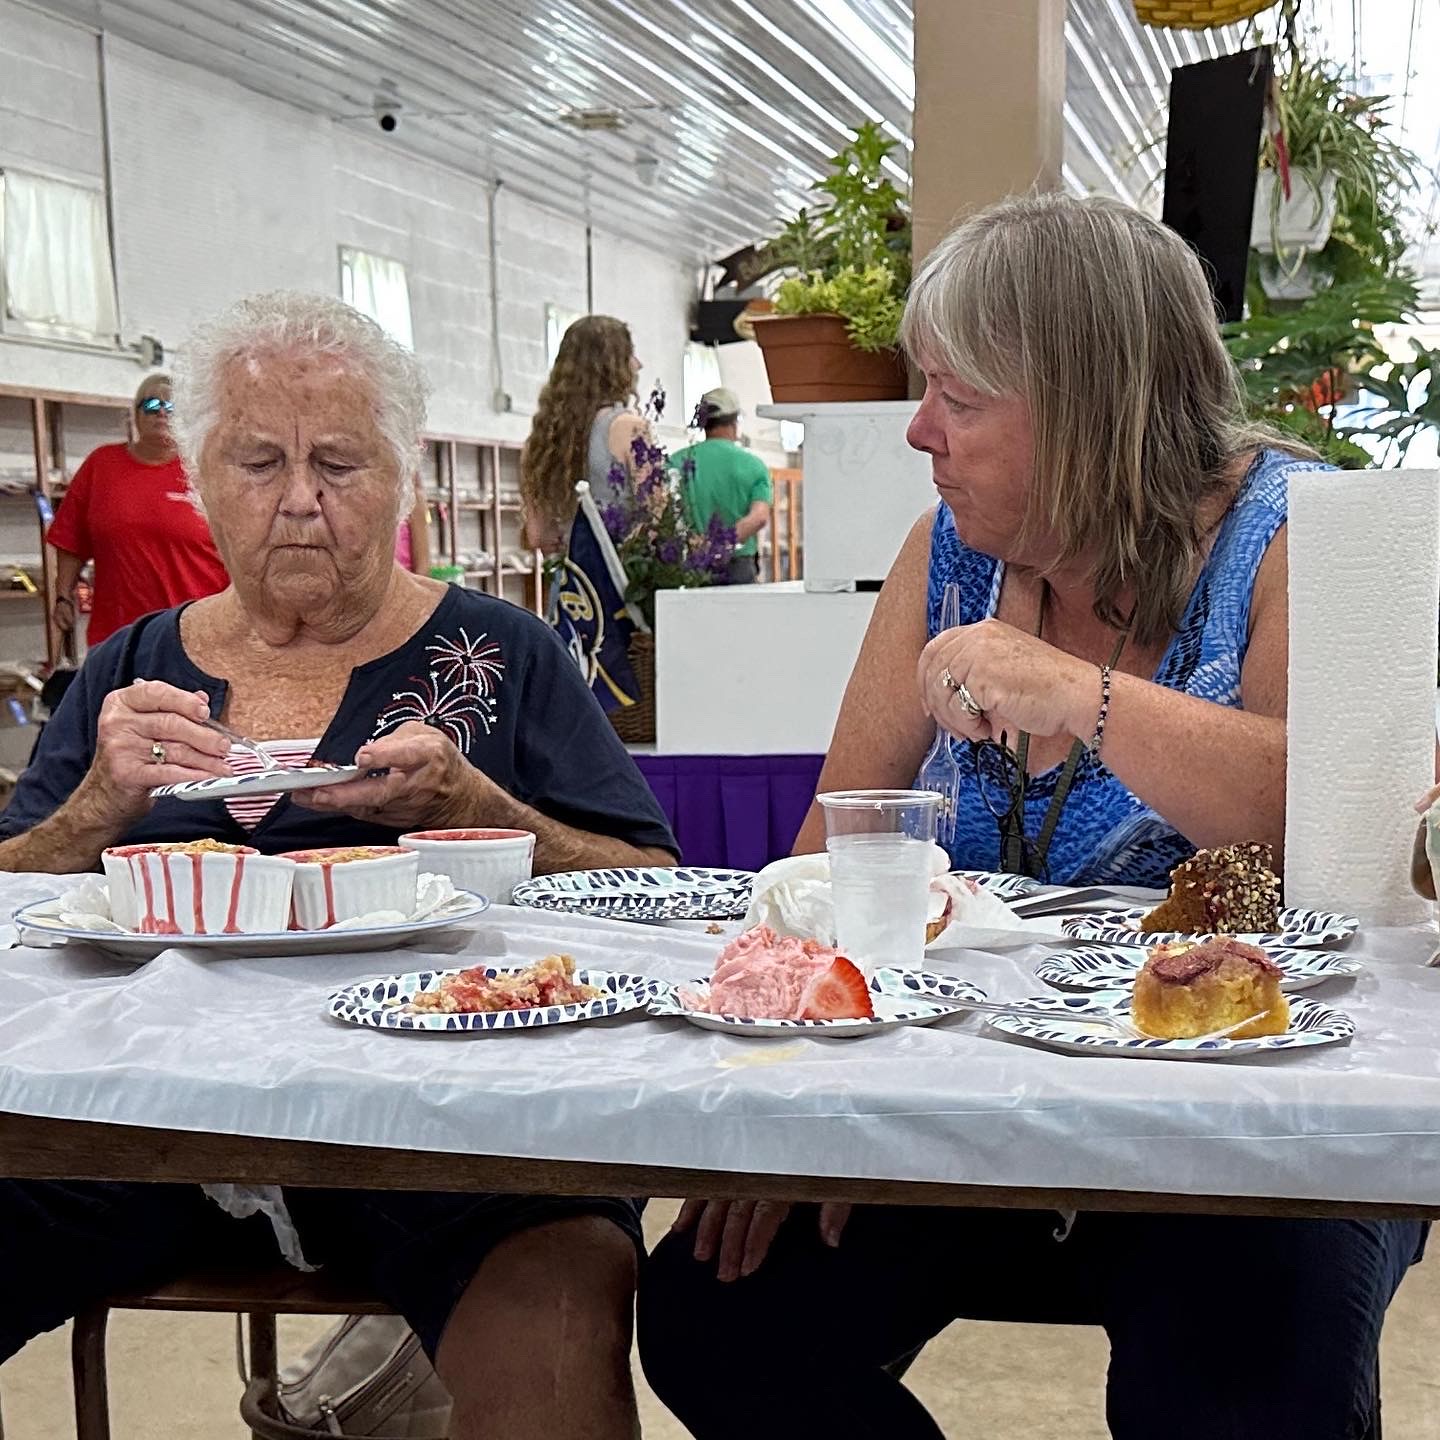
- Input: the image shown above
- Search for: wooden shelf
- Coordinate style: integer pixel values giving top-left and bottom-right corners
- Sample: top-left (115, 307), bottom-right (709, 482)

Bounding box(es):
top-left (0, 590), bottom-right (42, 602)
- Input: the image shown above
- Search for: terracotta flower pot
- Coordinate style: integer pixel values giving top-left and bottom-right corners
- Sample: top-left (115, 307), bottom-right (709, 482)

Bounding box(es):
top-left (752, 314), bottom-right (908, 404)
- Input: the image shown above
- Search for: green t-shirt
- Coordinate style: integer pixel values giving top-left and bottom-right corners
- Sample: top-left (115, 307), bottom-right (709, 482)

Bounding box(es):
top-left (672, 438), bottom-right (774, 557)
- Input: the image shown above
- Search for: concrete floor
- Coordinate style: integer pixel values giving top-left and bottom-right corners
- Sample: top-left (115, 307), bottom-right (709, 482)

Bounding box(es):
top-left (2, 1201), bottom-right (1437, 1439)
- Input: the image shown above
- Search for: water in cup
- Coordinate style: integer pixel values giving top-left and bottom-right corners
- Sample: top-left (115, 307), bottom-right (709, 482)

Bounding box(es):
top-left (818, 790), bottom-right (939, 975)
top-left (827, 832), bottom-right (933, 972)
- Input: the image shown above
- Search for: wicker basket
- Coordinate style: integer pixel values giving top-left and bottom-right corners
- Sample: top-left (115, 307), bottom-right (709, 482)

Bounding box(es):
top-left (608, 631), bottom-right (656, 745)
top-left (1133, 0), bottom-right (1278, 27)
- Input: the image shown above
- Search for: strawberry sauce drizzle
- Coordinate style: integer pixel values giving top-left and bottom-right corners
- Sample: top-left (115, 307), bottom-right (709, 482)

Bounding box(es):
top-left (223, 853), bottom-right (247, 934)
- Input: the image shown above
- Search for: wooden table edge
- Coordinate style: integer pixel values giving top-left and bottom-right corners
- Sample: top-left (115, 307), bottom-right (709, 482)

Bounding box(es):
top-left (2, 1112), bottom-right (1435, 1220)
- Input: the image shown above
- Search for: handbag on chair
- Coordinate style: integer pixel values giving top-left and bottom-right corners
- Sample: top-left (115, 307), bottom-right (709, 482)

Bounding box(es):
top-left (239, 1315), bottom-right (452, 1438)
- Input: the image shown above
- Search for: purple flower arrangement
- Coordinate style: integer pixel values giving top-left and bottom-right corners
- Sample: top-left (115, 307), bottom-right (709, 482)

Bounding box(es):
top-left (601, 430), bottom-right (735, 630)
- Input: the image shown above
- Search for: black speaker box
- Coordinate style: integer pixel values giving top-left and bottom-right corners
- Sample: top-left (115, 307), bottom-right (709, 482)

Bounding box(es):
top-left (1162, 46), bottom-right (1271, 324)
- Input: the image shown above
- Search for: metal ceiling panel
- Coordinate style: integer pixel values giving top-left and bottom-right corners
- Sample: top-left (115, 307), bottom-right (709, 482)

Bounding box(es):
top-left (16, 0), bottom-right (1439, 286)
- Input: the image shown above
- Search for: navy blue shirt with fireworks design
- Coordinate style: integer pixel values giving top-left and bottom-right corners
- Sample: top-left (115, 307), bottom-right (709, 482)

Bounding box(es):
top-left (0, 585), bottom-right (678, 860)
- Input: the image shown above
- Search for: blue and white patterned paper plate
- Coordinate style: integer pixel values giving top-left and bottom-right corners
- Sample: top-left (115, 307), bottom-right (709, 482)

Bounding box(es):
top-left (1062, 904), bottom-right (1359, 950)
top-left (648, 966), bottom-right (986, 1038)
top-left (511, 866), bottom-right (756, 922)
top-left (984, 989), bottom-right (1354, 1060)
top-left (953, 870), bottom-right (1045, 900)
top-left (1034, 943), bottom-right (1364, 994)
top-left (150, 765), bottom-right (363, 801)
top-left (327, 965), bottom-right (657, 1032)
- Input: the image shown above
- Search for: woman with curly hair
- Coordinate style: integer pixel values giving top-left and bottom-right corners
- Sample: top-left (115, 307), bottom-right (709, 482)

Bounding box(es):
top-left (521, 315), bottom-right (646, 554)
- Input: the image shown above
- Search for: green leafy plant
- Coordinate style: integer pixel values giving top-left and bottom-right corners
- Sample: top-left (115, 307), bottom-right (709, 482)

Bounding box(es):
top-left (774, 266), bottom-right (904, 353)
top-left (1260, 54), bottom-right (1420, 279)
top-left (1339, 345), bottom-right (1440, 466)
top-left (1213, 19), bottom-right (1439, 468)
top-left (769, 121), bottom-right (909, 351)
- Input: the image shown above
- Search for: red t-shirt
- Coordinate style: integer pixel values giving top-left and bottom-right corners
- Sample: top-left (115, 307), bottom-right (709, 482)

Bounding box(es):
top-left (47, 444), bottom-right (230, 645)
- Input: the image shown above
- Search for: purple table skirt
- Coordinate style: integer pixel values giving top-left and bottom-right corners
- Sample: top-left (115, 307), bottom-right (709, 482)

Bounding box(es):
top-left (633, 754), bottom-right (824, 873)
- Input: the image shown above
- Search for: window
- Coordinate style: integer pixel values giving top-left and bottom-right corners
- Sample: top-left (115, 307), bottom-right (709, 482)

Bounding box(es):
top-left (545, 302), bottom-right (584, 369)
top-left (0, 169), bottom-right (119, 344)
top-left (682, 341), bottom-right (723, 427)
top-left (339, 246), bottom-right (413, 349)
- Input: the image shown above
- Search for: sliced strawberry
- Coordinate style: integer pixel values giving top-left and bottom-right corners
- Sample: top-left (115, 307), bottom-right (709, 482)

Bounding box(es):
top-left (799, 957), bottom-right (875, 1021)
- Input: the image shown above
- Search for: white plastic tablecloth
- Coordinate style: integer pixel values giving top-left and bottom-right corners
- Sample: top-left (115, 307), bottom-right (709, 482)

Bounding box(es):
top-left (1, 875), bottom-right (1439, 1207)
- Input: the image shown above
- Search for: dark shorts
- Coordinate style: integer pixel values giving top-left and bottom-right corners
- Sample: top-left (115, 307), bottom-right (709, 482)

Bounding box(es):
top-left (0, 1179), bottom-right (645, 1363)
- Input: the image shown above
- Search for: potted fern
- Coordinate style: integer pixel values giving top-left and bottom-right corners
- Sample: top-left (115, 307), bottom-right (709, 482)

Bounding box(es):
top-left (751, 123), bottom-right (910, 403)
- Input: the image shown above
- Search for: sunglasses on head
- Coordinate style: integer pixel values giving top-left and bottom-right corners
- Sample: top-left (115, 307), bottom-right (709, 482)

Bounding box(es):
top-left (137, 398), bottom-right (173, 415)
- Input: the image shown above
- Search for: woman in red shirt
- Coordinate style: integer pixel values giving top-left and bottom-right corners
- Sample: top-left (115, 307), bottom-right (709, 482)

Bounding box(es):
top-left (48, 373), bottom-right (229, 646)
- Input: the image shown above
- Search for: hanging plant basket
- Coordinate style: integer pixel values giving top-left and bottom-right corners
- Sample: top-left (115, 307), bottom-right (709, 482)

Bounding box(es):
top-left (1256, 253), bottom-right (1334, 301)
top-left (1251, 171), bottom-right (1340, 254)
top-left (1133, 0), bottom-right (1279, 27)
top-left (752, 314), bottom-right (908, 405)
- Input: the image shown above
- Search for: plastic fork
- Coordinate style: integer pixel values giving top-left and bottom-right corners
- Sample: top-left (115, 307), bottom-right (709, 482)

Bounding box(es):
top-left (921, 581), bottom-right (963, 849)
top-left (925, 995), bottom-right (1273, 1042)
top-left (201, 717), bottom-right (283, 772)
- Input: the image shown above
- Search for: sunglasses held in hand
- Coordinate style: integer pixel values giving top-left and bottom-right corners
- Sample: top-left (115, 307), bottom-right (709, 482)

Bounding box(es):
top-left (137, 398), bottom-right (173, 415)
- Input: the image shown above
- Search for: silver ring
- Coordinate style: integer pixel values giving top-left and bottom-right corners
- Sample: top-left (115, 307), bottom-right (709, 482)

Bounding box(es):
top-left (150, 741), bottom-right (167, 765)
top-left (940, 668), bottom-right (985, 719)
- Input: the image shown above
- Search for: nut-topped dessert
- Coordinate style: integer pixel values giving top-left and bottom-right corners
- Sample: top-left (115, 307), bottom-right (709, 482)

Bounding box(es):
top-left (1140, 843), bottom-right (1282, 934)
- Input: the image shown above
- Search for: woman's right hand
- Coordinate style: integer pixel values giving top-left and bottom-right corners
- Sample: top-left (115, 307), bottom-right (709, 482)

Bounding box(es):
top-left (85, 680), bottom-right (232, 820)
top-left (52, 595), bottom-right (76, 633)
top-left (671, 1198), bottom-right (851, 1282)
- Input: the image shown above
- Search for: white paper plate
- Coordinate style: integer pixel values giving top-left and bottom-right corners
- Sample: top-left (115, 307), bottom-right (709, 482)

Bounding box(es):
top-left (648, 966), bottom-right (986, 1038)
top-left (1062, 904), bottom-right (1359, 950)
top-left (13, 891), bottom-right (489, 961)
top-left (150, 766), bottom-right (364, 802)
top-left (984, 990), bottom-right (1354, 1060)
top-left (1034, 943), bottom-right (1364, 993)
top-left (328, 966), bottom-right (655, 1032)
top-left (512, 866), bottom-right (755, 921)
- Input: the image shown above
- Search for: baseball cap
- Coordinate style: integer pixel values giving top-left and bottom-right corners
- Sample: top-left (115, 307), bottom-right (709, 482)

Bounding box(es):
top-left (699, 386), bottom-right (741, 421)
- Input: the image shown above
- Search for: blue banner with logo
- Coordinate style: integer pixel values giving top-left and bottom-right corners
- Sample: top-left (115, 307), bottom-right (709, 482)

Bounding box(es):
top-left (549, 483), bottom-right (644, 713)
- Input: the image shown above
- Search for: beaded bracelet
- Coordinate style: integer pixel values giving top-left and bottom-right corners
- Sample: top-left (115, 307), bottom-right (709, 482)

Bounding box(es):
top-left (1087, 664), bottom-right (1114, 756)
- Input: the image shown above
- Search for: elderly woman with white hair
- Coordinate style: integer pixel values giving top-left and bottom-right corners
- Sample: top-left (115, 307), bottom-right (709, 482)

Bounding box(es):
top-left (0, 293), bottom-right (676, 1440)
top-left (640, 194), bottom-right (1425, 1440)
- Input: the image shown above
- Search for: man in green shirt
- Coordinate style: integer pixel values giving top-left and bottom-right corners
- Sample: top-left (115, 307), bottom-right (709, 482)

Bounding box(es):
top-left (673, 387), bottom-right (773, 584)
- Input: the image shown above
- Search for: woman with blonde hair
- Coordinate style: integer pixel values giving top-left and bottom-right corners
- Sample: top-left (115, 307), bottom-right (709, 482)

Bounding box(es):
top-left (521, 314), bottom-right (645, 553)
top-left (640, 193), bottom-right (1425, 1439)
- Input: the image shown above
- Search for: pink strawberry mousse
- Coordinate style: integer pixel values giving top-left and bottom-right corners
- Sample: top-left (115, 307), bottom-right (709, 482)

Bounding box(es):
top-left (688, 924), bottom-right (847, 1019)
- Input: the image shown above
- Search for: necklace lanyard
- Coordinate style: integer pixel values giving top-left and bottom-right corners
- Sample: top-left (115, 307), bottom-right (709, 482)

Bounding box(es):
top-left (1002, 582), bottom-right (1129, 879)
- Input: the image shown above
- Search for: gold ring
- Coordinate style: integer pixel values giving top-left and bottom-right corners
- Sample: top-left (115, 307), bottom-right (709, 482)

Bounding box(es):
top-left (150, 742), bottom-right (167, 765)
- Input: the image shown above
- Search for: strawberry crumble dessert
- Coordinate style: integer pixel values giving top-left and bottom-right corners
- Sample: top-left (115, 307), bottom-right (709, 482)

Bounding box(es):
top-left (683, 924), bottom-right (874, 1021)
top-left (408, 954), bottom-right (599, 1014)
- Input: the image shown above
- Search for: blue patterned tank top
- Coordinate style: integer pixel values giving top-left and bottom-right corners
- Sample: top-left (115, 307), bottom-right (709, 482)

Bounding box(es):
top-left (915, 449), bottom-right (1303, 887)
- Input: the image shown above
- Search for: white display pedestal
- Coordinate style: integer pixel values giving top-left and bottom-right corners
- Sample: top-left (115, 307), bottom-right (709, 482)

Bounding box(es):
top-left (655, 583), bottom-right (875, 754)
top-left (759, 401), bottom-right (934, 591)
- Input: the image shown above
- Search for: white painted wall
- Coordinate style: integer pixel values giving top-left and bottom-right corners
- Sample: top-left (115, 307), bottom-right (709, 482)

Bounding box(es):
top-left (0, 1), bottom-right (697, 445)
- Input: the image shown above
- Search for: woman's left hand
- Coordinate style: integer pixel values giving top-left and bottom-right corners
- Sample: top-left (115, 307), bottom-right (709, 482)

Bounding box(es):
top-left (294, 721), bottom-right (499, 830)
top-left (918, 618), bottom-right (1098, 745)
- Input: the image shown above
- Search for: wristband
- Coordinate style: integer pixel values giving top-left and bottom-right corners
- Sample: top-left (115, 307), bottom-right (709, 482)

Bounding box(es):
top-left (1087, 665), bottom-right (1114, 756)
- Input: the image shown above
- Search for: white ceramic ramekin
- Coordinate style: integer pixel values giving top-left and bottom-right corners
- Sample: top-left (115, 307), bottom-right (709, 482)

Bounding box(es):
top-left (101, 843), bottom-right (295, 935)
top-left (397, 828), bottom-right (536, 902)
top-left (279, 846), bottom-right (420, 930)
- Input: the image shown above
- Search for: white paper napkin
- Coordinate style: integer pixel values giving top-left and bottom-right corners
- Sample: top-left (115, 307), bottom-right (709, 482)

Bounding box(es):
top-left (1285, 467), bottom-right (1440, 925)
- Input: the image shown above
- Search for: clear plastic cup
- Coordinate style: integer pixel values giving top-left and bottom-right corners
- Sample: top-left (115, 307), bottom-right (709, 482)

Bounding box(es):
top-left (818, 789), bottom-right (940, 974)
